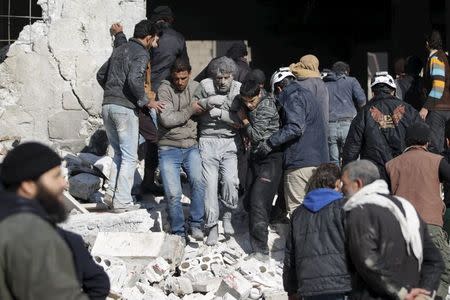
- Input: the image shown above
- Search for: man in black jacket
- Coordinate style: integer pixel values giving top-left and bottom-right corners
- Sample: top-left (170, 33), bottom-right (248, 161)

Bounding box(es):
top-left (97, 20), bottom-right (161, 210)
top-left (342, 159), bottom-right (444, 300)
top-left (343, 71), bottom-right (420, 182)
top-left (110, 6), bottom-right (188, 195)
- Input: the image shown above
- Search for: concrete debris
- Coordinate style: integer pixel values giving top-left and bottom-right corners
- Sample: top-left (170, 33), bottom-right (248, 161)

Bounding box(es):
top-left (249, 288), bottom-right (262, 299)
top-left (144, 257), bottom-right (171, 283)
top-left (164, 276), bottom-right (193, 296)
top-left (215, 271), bottom-right (252, 300)
top-left (94, 256), bottom-right (130, 294)
top-left (262, 290), bottom-right (289, 300)
top-left (91, 232), bottom-right (169, 258)
top-left (61, 209), bottom-right (156, 247)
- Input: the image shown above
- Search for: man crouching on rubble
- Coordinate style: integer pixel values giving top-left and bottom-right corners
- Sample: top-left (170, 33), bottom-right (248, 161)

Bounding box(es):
top-left (0, 142), bottom-right (109, 300)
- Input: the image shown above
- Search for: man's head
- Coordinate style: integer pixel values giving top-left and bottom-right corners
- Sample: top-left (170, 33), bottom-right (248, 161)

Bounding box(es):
top-left (225, 41), bottom-right (248, 61)
top-left (245, 69), bottom-right (266, 89)
top-left (370, 71), bottom-right (396, 96)
top-left (307, 163), bottom-right (342, 193)
top-left (426, 30), bottom-right (443, 51)
top-left (133, 19), bottom-right (161, 49)
top-left (208, 56), bottom-right (236, 93)
top-left (0, 142), bottom-right (67, 223)
top-left (269, 67), bottom-right (296, 96)
top-left (405, 122), bottom-right (430, 147)
top-left (341, 160), bottom-right (380, 197)
top-left (404, 56), bottom-right (423, 76)
top-left (240, 80), bottom-right (262, 111)
top-left (332, 61), bottom-right (350, 76)
top-left (150, 5), bottom-right (174, 24)
top-left (289, 54), bottom-right (321, 78)
top-left (170, 58), bottom-right (191, 92)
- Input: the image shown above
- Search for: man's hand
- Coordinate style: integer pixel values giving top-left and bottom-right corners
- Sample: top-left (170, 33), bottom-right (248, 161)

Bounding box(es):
top-left (419, 107), bottom-right (429, 120)
top-left (146, 90), bottom-right (156, 102)
top-left (209, 107), bottom-right (222, 119)
top-left (207, 95), bottom-right (227, 108)
top-left (237, 107), bottom-right (249, 125)
top-left (256, 140), bottom-right (272, 157)
top-left (405, 288), bottom-right (431, 300)
top-left (147, 100), bottom-right (165, 113)
top-left (110, 23), bottom-right (123, 36)
top-left (192, 101), bottom-right (205, 115)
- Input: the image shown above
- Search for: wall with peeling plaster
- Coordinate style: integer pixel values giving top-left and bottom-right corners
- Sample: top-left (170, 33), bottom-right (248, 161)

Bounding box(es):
top-left (0, 0), bottom-right (146, 152)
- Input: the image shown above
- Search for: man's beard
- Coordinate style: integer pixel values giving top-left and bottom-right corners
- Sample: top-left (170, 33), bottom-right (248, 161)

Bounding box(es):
top-left (35, 182), bottom-right (68, 224)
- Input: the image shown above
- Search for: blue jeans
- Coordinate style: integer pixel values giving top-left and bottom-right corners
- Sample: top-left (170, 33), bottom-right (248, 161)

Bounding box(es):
top-left (102, 104), bottom-right (139, 206)
top-left (159, 145), bottom-right (205, 236)
top-left (328, 120), bottom-right (352, 165)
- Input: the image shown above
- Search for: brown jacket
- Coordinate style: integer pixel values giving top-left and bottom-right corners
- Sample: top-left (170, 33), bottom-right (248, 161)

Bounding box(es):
top-left (386, 146), bottom-right (445, 226)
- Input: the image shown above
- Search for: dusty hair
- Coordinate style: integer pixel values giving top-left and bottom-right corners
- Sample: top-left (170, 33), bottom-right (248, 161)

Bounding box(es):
top-left (207, 56), bottom-right (237, 78)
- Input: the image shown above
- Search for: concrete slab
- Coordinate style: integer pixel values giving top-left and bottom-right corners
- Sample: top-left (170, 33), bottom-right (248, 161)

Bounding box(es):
top-left (91, 232), bottom-right (166, 257)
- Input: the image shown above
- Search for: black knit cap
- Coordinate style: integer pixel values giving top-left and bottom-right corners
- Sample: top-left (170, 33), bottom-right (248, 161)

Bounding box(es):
top-left (0, 142), bottom-right (61, 185)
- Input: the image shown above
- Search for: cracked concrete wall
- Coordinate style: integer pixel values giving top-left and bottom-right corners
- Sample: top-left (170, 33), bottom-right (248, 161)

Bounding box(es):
top-left (0, 0), bottom-right (146, 152)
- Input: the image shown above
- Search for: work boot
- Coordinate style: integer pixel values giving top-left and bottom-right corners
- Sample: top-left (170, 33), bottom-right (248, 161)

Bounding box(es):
top-left (190, 227), bottom-right (204, 241)
top-left (205, 225), bottom-right (219, 246)
top-left (222, 211), bottom-right (234, 235)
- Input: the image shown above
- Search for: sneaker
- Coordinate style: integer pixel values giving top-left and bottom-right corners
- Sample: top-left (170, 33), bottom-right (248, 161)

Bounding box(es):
top-left (190, 227), bottom-right (204, 241)
top-left (111, 203), bottom-right (141, 213)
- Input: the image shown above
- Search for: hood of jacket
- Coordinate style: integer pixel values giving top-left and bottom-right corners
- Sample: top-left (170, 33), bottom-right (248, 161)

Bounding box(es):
top-left (303, 188), bottom-right (343, 212)
top-left (289, 54), bottom-right (321, 78)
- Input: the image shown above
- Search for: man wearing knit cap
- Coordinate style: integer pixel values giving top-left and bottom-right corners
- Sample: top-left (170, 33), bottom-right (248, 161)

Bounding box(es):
top-left (386, 122), bottom-right (450, 299)
top-left (0, 142), bottom-right (89, 300)
top-left (290, 54), bottom-right (330, 125)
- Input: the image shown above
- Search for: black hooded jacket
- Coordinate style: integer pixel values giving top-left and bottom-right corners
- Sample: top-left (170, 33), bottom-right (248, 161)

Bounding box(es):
top-left (342, 92), bottom-right (421, 181)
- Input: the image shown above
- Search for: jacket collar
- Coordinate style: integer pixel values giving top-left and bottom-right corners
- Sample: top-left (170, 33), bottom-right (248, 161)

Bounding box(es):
top-left (129, 38), bottom-right (148, 50)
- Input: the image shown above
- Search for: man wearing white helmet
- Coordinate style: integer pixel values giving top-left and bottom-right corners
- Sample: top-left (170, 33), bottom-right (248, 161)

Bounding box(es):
top-left (343, 71), bottom-right (421, 182)
top-left (257, 67), bottom-right (329, 215)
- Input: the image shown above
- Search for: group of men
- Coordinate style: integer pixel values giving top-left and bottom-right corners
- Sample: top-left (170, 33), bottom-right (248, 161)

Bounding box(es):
top-left (1, 3), bottom-right (450, 299)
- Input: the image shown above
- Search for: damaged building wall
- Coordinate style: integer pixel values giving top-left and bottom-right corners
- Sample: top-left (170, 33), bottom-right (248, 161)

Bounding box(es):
top-left (0, 0), bottom-right (146, 152)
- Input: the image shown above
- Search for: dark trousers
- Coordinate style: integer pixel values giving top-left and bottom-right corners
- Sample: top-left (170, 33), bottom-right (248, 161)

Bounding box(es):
top-left (139, 109), bottom-right (159, 188)
top-left (426, 110), bottom-right (450, 154)
top-left (247, 151), bottom-right (283, 254)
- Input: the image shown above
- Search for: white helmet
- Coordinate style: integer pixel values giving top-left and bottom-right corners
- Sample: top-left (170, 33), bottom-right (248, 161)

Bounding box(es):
top-left (270, 67), bottom-right (295, 93)
top-left (370, 71), bottom-right (396, 89)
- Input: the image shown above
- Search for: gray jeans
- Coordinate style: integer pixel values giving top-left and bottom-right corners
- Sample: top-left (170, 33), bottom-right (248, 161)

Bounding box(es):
top-left (199, 137), bottom-right (239, 228)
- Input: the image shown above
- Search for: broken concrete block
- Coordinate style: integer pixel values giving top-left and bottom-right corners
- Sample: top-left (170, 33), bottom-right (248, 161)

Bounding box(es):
top-left (160, 234), bottom-right (186, 269)
top-left (144, 257), bottom-right (171, 283)
top-left (215, 271), bottom-right (252, 300)
top-left (238, 257), bottom-right (269, 278)
top-left (92, 232), bottom-right (166, 257)
top-left (94, 256), bottom-right (129, 294)
top-left (184, 271), bottom-right (221, 293)
top-left (164, 276), bottom-right (193, 296)
top-left (222, 293), bottom-right (238, 300)
top-left (60, 209), bottom-right (156, 246)
top-left (135, 281), bottom-right (169, 300)
top-left (68, 173), bottom-right (102, 200)
top-left (263, 290), bottom-right (288, 300)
